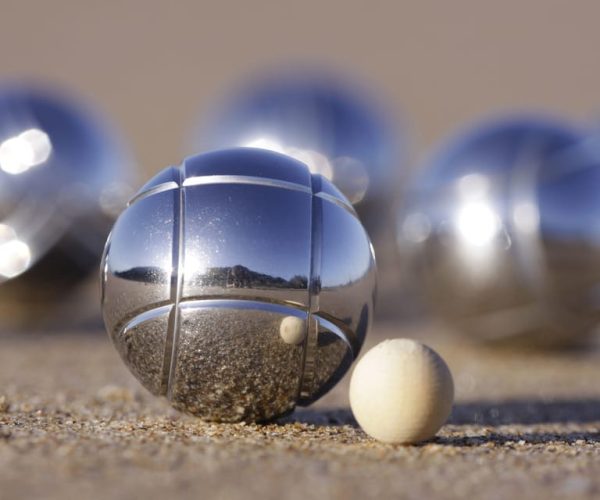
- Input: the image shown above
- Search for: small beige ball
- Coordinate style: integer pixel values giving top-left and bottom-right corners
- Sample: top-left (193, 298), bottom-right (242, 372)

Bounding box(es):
top-left (279, 316), bottom-right (306, 345)
top-left (349, 338), bottom-right (454, 444)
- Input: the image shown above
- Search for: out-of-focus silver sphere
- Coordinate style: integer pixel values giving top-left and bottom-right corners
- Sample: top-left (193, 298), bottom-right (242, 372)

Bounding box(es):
top-left (102, 148), bottom-right (376, 422)
top-left (0, 84), bottom-right (134, 326)
top-left (398, 115), bottom-right (600, 347)
top-left (191, 71), bottom-right (401, 240)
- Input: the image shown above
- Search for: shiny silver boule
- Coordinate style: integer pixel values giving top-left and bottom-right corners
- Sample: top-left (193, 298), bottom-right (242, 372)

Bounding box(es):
top-left (0, 84), bottom-right (133, 326)
top-left (192, 71), bottom-right (401, 241)
top-left (101, 148), bottom-right (376, 422)
top-left (398, 116), bottom-right (600, 347)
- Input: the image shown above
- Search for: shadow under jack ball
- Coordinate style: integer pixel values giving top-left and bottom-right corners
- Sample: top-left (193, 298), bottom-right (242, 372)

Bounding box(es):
top-left (102, 148), bottom-right (376, 422)
top-left (398, 115), bottom-right (600, 347)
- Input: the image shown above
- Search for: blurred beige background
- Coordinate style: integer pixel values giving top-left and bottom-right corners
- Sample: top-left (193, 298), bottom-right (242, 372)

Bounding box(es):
top-left (1, 0), bottom-right (599, 176)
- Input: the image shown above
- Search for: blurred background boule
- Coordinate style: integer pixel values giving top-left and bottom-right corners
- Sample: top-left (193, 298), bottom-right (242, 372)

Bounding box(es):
top-left (397, 115), bottom-right (600, 347)
top-left (0, 83), bottom-right (135, 330)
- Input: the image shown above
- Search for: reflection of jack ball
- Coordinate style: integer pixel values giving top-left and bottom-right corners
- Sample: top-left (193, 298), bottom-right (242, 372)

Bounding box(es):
top-left (279, 316), bottom-right (306, 345)
top-left (349, 339), bottom-right (454, 444)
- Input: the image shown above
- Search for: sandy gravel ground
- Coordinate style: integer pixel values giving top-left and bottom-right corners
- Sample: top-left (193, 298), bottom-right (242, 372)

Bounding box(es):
top-left (1, 321), bottom-right (600, 500)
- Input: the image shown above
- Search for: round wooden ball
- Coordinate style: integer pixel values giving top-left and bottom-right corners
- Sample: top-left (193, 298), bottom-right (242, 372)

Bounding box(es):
top-left (349, 338), bottom-right (454, 444)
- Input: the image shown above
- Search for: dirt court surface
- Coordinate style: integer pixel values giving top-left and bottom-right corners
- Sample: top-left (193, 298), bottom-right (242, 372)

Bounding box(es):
top-left (1, 322), bottom-right (600, 500)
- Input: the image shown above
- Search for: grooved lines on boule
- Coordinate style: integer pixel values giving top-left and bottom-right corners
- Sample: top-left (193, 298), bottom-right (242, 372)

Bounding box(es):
top-left (117, 160), bottom-right (358, 405)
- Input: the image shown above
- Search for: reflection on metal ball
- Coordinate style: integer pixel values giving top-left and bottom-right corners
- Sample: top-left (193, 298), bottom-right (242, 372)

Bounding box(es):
top-left (0, 84), bottom-right (134, 326)
top-left (102, 148), bottom-right (376, 422)
top-left (191, 71), bottom-right (401, 240)
top-left (398, 115), bottom-right (600, 346)
top-left (279, 315), bottom-right (307, 345)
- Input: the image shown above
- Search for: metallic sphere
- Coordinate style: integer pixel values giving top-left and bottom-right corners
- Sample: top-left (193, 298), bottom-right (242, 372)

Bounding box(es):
top-left (0, 84), bottom-right (133, 325)
top-left (398, 115), bottom-right (600, 346)
top-left (192, 71), bottom-right (401, 239)
top-left (102, 148), bottom-right (376, 422)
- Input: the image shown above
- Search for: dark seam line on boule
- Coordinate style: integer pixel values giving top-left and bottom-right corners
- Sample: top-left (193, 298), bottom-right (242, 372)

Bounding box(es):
top-left (100, 231), bottom-right (112, 308)
top-left (297, 174), bottom-right (323, 401)
top-left (178, 296), bottom-right (309, 310)
top-left (309, 177), bottom-right (323, 316)
top-left (314, 192), bottom-right (357, 218)
top-left (159, 164), bottom-right (185, 397)
top-left (118, 298), bottom-right (312, 352)
top-left (312, 311), bottom-right (358, 355)
top-left (127, 177), bottom-right (358, 220)
top-left (127, 181), bottom-right (180, 207)
top-left (122, 304), bottom-right (173, 335)
top-left (159, 178), bottom-right (181, 395)
top-left (177, 300), bottom-right (309, 318)
top-left (295, 184), bottom-right (314, 402)
top-left (183, 175), bottom-right (358, 217)
top-left (167, 165), bottom-right (187, 400)
top-left (113, 300), bottom-right (175, 341)
top-left (182, 174), bottom-right (312, 193)
top-left (161, 307), bottom-right (177, 395)
top-left (116, 290), bottom-right (312, 340)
